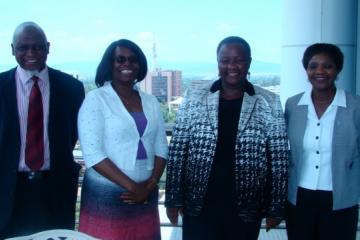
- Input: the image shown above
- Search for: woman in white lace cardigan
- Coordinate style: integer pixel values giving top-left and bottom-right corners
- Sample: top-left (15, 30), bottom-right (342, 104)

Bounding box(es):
top-left (77, 39), bottom-right (168, 240)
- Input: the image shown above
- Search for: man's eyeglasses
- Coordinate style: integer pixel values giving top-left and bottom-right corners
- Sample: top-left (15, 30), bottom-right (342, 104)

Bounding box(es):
top-left (114, 56), bottom-right (138, 65)
top-left (15, 44), bottom-right (47, 53)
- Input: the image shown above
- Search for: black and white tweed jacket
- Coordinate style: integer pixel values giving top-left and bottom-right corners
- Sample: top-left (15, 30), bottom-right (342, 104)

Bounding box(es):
top-left (165, 80), bottom-right (289, 222)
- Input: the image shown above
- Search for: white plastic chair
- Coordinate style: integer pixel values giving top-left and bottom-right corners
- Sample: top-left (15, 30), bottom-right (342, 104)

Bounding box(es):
top-left (5, 229), bottom-right (97, 240)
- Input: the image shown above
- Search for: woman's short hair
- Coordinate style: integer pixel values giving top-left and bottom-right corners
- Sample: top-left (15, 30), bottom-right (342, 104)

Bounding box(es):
top-left (95, 39), bottom-right (148, 87)
top-left (302, 43), bottom-right (344, 72)
top-left (216, 36), bottom-right (252, 60)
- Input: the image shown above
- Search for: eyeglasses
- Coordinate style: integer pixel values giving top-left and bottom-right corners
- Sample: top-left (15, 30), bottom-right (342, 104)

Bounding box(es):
top-left (14, 44), bottom-right (47, 53)
top-left (218, 58), bottom-right (249, 65)
top-left (114, 56), bottom-right (138, 65)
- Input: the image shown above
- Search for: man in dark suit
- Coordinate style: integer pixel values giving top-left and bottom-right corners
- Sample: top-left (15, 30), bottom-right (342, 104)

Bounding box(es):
top-left (0, 21), bottom-right (85, 238)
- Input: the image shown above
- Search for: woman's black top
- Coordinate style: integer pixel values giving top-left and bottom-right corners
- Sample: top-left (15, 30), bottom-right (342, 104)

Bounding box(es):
top-left (202, 95), bottom-right (243, 218)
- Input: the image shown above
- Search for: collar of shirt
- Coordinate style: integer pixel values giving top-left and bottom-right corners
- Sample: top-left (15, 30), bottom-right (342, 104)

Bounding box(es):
top-left (106, 80), bottom-right (139, 91)
top-left (209, 79), bottom-right (255, 96)
top-left (297, 88), bottom-right (347, 108)
top-left (16, 65), bottom-right (49, 87)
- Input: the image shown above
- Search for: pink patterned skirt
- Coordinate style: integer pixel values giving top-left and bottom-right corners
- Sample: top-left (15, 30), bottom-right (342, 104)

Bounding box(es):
top-left (79, 169), bottom-right (161, 240)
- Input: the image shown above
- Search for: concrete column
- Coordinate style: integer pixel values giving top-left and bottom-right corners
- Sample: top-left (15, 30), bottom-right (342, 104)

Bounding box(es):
top-left (280, 0), bottom-right (357, 105)
top-left (357, 1), bottom-right (360, 95)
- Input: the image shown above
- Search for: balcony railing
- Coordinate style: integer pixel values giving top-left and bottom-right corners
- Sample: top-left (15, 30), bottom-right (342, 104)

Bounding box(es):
top-left (74, 123), bottom-right (360, 240)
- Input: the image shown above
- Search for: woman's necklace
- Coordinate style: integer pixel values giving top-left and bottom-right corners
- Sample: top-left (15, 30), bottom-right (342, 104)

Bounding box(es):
top-left (119, 92), bottom-right (141, 112)
top-left (120, 94), bottom-right (136, 108)
top-left (312, 95), bottom-right (334, 104)
top-left (220, 89), bottom-right (244, 100)
top-left (120, 95), bottom-right (131, 105)
top-left (111, 82), bottom-right (135, 106)
top-left (313, 99), bottom-right (332, 104)
top-left (311, 88), bottom-right (336, 105)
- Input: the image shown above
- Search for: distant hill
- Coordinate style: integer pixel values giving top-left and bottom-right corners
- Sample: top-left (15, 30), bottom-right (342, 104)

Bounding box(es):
top-left (52, 60), bottom-right (280, 80)
top-left (158, 60), bottom-right (280, 78)
top-left (52, 61), bottom-right (98, 81)
top-left (0, 60), bottom-right (280, 82)
top-left (0, 62), bottom-right (97, 82)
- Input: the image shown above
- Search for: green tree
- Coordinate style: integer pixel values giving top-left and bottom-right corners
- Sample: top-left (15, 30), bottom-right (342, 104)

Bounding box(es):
top-left (160, 103), bottom-right (176, 123)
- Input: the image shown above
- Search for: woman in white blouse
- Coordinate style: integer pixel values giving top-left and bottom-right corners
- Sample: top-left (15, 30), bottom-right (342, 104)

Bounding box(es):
top-left (77, 39), bottom-right (168, 240)
top-left (285, 43), bottom-right (360, 240)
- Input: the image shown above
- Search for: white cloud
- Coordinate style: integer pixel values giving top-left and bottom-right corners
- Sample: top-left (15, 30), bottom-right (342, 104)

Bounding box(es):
top-left (47, 31), bottom-right (125, 62)
top-left (252, 41), bottom-right (281, 63)
top-left (137, 32), bottom-right (155, 42)
top-left (93, 19), bottom-right (106, 27)
top-left (215, 23), bottom-right (233, 33)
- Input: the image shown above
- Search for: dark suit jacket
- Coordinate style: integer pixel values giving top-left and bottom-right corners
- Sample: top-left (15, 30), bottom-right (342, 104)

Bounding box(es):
top-left (0, 67), bottom-right (85, 232)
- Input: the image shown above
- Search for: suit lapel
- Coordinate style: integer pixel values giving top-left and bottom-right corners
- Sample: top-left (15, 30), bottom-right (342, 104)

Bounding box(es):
top-left (47, 68), bottom-right (57, 169)
top-left (332, 106), bottom-right (345, 166)
top-left (238, 93), bottom-right (256, 133)
top-left (205, 90), bottom-right (220, 133)
top-left (289, 103), bottom-right (307, 162)
top-left (294, 106), bottom-right (307, 145)
top-left (331, 95), bottom-right (355, 168)
top-left (3, 70), bottom-right (21, 144)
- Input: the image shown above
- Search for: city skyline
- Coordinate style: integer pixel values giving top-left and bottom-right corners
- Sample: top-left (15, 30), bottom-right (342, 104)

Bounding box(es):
top-left (0, 0), bottom-right (283, 73)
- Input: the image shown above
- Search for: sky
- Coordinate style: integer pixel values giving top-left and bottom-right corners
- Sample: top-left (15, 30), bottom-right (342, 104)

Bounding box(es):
top-left (0, 0), bottom-right (283, 71)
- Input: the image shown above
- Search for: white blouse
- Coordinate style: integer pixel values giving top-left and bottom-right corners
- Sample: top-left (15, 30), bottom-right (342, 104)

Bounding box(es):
top-left (78, 83), bottom-right (168, 171)
top-left (298, 88), bottom-right (346, 191)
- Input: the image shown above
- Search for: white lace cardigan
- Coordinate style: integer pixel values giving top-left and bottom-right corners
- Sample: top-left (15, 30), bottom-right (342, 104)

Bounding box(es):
top-left (78, 83), bottom-right (168, 171)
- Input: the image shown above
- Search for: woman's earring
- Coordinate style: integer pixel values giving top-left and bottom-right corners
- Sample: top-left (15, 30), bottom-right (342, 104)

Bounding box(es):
top-left (247, 71), bottom-right (251, 80)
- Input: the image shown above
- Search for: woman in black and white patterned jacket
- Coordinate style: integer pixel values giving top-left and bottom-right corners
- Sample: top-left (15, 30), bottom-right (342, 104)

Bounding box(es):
top-left (165, 36), bottom-right (289, 240)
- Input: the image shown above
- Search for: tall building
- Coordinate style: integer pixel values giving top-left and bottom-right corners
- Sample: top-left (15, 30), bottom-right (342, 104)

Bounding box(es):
top-left (140, 69), bottom-right (182, 103)
top-left (168, 70), bottom-right (182, 98)
top-left (151, 70), bottom-right (169, 103)
top-left (137, 41), bottom-right (182, 102)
